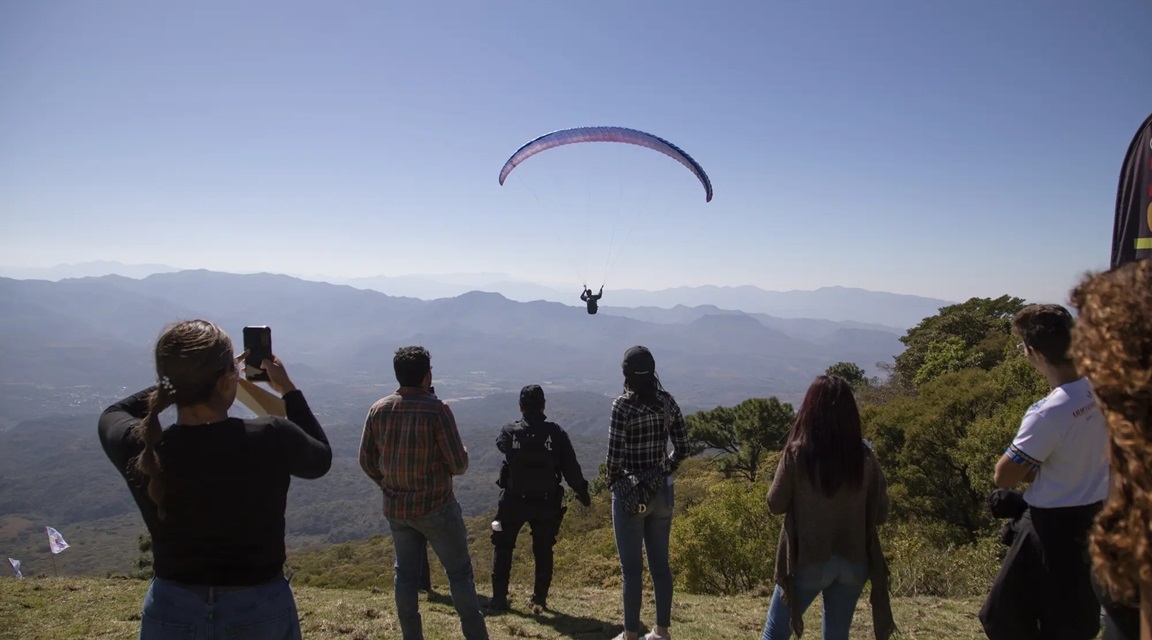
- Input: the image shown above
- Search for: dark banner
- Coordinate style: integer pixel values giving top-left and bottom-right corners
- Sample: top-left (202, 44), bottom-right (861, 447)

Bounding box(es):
top-left (1111, 111), bottom-right (1152, 269)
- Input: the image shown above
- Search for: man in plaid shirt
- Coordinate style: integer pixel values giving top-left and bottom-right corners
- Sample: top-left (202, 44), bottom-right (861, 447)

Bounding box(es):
top-left (359, 346), bottom-right (488, 640)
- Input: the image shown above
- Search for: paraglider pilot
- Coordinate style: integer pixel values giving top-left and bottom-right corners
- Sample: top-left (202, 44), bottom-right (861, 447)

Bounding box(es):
top-left (580, 285), bottom-right (603, 314)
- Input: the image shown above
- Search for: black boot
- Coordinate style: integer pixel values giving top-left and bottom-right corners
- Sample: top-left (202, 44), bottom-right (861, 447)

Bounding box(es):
top-left (487, 577), bottom-right (510, 612)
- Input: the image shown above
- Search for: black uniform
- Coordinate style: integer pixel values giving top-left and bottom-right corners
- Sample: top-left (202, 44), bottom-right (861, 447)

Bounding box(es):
top-left (580, 286), bottom-right (603, 314)
top-left (490, 411), bottom-right (590, 608)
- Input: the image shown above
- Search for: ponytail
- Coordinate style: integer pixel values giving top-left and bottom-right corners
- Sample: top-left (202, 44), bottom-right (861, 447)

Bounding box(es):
top-left (130, 388), bottom-right (175, 520)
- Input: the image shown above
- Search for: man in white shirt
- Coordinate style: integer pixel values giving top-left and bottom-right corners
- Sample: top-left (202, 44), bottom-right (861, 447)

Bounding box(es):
top-left (991, 304), bottom-right (1111, 640)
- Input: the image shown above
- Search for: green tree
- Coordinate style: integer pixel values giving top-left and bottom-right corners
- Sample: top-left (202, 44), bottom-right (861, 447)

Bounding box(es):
top-left (685, 397), bottom-right (794, 483)
top-left (863, 349), bottom-right (1046, 543)
top-left (892, 295), bottom-right (1027, 389)
top-left (825, 361), bottom-right (870, 388)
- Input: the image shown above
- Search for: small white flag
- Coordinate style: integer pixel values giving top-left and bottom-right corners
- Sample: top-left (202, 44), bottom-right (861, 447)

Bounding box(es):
top-left (46, 527), bottom-right (69, 554)
top-left (7, 558), bottom-right (21, 578)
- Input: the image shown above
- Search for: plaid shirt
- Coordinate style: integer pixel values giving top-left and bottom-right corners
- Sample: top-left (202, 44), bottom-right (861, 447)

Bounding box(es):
top-left (606, 389), bottom-right (691, 484)
top-left (359, 387), bottom-right (469, 520)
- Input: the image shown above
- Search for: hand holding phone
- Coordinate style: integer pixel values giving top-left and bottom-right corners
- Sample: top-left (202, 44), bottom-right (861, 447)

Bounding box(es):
top-left (243, 326), bottom-right (272, 382)
top-left (259, 356), bottom-right (296, 396)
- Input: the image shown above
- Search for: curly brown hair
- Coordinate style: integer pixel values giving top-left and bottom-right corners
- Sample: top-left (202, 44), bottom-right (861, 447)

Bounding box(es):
top-left (1068, 259), bottom-right (1152, 605)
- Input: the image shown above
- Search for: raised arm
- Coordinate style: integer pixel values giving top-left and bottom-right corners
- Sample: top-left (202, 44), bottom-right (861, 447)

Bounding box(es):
top-left (97, 386), bottom-right (157, 474)
top-left (278, 390), bottom-right (332, 479)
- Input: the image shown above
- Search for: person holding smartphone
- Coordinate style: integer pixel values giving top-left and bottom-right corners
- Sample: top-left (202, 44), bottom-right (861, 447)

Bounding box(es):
top-left (97, 319), bottom-right (332, 639)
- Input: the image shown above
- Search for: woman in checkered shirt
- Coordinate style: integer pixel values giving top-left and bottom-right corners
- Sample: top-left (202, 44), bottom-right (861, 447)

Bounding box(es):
top-left (607, 346), bottom-right (691, 640)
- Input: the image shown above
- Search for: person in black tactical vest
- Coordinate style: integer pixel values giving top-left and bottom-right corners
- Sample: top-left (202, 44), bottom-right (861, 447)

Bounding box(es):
top-left (487, 384), bottom-right (592, 612)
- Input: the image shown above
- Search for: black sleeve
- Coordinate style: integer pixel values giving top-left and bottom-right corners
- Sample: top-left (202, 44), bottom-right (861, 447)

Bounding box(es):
top-left (496, 424), bottom-right (513, 454)
top-left (554, 427), bottom-right (589, 495)
top-left (277, 390), bottom-right (333, 479)
top-left (97, 386), bottom-right (156, 475)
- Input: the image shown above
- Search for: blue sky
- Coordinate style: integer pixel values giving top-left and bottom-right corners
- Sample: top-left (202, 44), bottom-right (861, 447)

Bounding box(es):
top-left (1, 0), bottom-right (1149, 304)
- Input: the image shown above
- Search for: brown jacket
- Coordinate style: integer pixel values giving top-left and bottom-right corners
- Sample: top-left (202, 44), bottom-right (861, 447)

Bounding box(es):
top-left (768, 443), bottom-right (895, 639)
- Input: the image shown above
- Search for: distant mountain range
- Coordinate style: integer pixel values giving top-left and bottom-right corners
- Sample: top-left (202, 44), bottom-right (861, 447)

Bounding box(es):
top-left (0, 268), bottom-right (913, 414)
top-left (0, 261), bottom-right (953, 329)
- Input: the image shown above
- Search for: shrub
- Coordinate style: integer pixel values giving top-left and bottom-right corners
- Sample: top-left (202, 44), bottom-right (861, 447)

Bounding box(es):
top-left (882, 521), bottom-right (1002, 597)
top-left (670, 479), bottom-right (780, 595)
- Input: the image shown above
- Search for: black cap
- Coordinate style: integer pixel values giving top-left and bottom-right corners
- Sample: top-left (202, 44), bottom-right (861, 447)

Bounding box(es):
top-left (622, 345), bottom-right (655, 375)
top-left (519, 384), bottom-right (545, 408)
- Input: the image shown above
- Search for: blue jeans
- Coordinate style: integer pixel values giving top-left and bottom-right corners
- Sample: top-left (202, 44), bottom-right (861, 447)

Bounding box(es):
top-left (612, 477), bottom-right (675, 634)
top-left (416, 541), bottom-right (432, 591)
top-left (139, 574), bottom-right (301, 639)
top-left (388, 498), bottom-right (488, 640)
top-left (761, 555), bottom-right (868, 640)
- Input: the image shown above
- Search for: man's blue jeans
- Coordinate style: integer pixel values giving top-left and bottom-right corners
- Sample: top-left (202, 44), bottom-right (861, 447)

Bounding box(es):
top-left (388, 498), bottom-right (488, 640)
top-left (139, 574), bottom-right (301, 639)
top-left (612, 477), bottom-right (675, 634)
top-left (761, 555), bottom-right (868, 640)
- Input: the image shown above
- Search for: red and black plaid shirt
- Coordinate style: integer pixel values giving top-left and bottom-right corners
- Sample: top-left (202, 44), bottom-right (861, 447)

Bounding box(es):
top-left (359, 387), bottom-right (470, 520)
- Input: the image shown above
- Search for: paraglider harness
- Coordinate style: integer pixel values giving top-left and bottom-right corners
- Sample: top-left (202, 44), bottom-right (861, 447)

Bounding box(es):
top-left (497, 419), bottom-right (561, 502)
top-left (580, 286), bottom-right (602, 315)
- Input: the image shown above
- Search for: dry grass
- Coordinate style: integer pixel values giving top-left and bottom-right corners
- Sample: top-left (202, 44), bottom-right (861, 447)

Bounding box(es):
top-left (0, 576), bottom-right (994, 639)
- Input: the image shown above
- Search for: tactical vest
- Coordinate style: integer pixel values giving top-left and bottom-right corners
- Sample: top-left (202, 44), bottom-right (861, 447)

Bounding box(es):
top-left (504, 421), bottom-right (558, 499)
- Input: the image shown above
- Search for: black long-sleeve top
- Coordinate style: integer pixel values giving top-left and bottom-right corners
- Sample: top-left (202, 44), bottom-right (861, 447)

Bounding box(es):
top-left (97, 385), bottom-right (332, 586)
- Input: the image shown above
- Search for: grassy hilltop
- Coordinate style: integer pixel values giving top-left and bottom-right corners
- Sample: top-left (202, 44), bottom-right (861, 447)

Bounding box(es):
top-left (0, 577), bottom-right (989, 640)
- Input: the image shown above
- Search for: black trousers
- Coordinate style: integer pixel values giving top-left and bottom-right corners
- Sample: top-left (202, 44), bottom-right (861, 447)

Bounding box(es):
top-left (490, 493), bottom-right (565, 601)
top-left (1030, 502), bottom-right (1106, 640)
top-left (982, 502), bottom-right (1123, 640)
top-left (981, 509), bottom-right (1044, 640)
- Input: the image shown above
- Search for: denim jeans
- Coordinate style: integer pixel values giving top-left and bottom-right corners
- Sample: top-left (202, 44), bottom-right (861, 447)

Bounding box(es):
top-left (388, 498), bottom-right (489, 640)
top-left (416, 541), bottom-right (432, 591)
top-left (761, 555), bottom-right (868, 640)
top-left (139, 574), bottom-right (301, 639)
top-left (612, 476), bottom-right (675, 634)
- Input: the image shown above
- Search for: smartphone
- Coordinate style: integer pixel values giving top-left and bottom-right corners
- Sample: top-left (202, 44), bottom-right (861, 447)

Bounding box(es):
top-left (242, 326), bottom-right (272, 382)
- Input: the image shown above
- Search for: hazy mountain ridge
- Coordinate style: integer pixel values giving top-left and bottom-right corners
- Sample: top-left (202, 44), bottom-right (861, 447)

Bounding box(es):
top-left (0, 269), bottom-right (908, 408)
top-left (0, 261), bottom-right (953, 329)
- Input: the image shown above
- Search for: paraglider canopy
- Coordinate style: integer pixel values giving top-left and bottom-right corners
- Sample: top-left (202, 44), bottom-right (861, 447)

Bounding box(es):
top-left (498, 126), bottom-right (713, 202)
